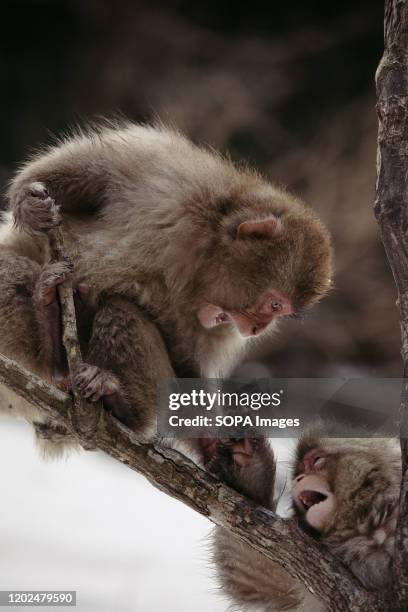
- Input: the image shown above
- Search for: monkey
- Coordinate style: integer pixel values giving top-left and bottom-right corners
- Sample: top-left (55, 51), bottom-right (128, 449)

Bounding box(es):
top-left (0, 122), bottom-right (332, 455)
top-left (201, 433), bottom-right (401, 611)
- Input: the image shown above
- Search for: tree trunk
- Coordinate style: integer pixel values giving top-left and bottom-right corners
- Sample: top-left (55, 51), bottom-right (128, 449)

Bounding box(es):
top-left (375, 0), bottom-right (408, 608)
top-left (0, 2), bottom-right (406, 609)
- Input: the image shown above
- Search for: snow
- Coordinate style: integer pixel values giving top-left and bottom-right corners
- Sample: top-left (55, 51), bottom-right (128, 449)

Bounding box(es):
top-left (0, 421), bottom-right (294, 611)
top-left (0, 421), bottom-right (227, 612)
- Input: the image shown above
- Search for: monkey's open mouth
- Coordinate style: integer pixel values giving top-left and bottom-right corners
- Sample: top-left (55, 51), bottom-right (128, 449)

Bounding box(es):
top-left (299, 490), bottom-right (328, 510)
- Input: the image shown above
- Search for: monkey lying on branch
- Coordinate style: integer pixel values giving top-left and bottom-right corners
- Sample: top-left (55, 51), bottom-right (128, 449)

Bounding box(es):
top-left (202, 434), bottom-right (400, 611)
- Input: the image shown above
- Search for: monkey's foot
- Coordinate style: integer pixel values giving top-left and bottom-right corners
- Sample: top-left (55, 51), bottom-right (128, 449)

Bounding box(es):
top-left (74, 364), bottom-right (121, 403)
top-left (74, 364), bottom-right (137, 429)
top-left (201, 437), bottom-right (267, 476)
top-left (12, 181), bottom-right (62, 235)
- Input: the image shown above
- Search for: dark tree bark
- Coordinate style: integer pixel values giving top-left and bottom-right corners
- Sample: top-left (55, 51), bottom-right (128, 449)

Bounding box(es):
top-left (375, 1), bottom-right (408, 608)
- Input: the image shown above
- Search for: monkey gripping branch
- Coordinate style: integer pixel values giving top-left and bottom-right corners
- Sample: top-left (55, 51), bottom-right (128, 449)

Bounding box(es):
top-left (0, 200), bottom-right (384, 612)
top-left (0, 226), bottom-right (398, 609)
top-left (0, 2), bottom-right (406, 611)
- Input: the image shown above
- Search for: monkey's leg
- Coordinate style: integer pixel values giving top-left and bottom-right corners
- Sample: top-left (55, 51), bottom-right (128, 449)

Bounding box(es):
top-left (0, 247), bottom-right (82, 456)
top-left (0, 246), bottom-right (43, 376)
top-left (0, 247), bottom-right (67, 444)
top-left (74, 295), bottom-right (175, 436)
top-left (214, 526), bottom-right (323, 612)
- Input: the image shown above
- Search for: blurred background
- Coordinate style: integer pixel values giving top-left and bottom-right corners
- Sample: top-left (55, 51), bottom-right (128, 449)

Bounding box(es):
top-left (0, 1), bottom-right (400, 611)
top-left (0, 0), bottom-right (400, 377)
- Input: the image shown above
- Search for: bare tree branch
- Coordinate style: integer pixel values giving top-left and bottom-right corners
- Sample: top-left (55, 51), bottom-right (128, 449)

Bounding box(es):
top-left (1, 4), bottom-right (403, 609)
top-left (47, 223), bottom-right (101, 449)
top-left (375, 0), bottom-right (408, 607)
top-left (0, 351), bottom-right (380, 612)
top-left (1, 216), bottom-right (387, 611)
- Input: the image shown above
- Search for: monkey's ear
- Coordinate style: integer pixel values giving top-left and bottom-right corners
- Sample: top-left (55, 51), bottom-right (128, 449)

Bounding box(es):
top-left (236, 216), bottom-right (282, 239)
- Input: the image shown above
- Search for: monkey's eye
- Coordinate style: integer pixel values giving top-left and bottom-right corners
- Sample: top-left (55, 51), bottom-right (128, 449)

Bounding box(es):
top-left (313, 456), bottom-right (326, 469)
top-left (215, 312), bottom-right (230, 324)
top-left (271, 301), bottom-right (282, 312)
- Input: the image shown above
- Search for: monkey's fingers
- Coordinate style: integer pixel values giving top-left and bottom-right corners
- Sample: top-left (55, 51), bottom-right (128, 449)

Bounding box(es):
top-left (36, 260), bottom-right (75, 306)
top-left (12, 181), bottom-right (62, 235)
top-left (74, 364), bottom-right (121, 403)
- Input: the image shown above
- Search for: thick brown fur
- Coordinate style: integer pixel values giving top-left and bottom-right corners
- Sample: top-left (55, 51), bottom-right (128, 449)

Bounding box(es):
top-left (0, 122), bottom-right (332, 454)
top-left (293, 436), bottom-right (401, 590)
top-left (207, 436), bottom-right (401, 611)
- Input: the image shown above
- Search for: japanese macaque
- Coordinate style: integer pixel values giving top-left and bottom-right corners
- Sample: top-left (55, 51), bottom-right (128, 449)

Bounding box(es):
top-left (202, 435), bottom-right (401, 611)
top-left (0, 122), bottom-right (332, 454)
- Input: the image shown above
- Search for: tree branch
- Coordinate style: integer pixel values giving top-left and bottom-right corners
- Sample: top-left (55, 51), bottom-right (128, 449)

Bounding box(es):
top-left (375, 0), bottom-right (408, 607)
top-left (47, 224), bottom-right (101, 449)
top-left (3, 6), bottom-right (402, 606)
top-left (0, 352), bottom-right (380, 612)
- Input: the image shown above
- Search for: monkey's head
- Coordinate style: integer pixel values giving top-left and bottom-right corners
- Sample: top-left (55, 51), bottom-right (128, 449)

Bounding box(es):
top-left (187, 183), bottom-right (333, 338)
top-left (292, 436), bottom-right (401, 588)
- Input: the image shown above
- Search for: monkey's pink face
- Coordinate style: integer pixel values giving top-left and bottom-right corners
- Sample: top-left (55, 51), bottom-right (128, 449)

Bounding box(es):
top-left (292, 449), bottom-right (336, 531)
top-left (197, 291), bottom-right (293, 337)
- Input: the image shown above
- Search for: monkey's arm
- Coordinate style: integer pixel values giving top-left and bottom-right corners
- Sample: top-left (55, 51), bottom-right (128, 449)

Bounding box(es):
top-left (74, 294), bottom-right (175, 435)
top-left (8, 130), bottom-right (131, 233)
top-left (204, 439), bottom-right (324, 612)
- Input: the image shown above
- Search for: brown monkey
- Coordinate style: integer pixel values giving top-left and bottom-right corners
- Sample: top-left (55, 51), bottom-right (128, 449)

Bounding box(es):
top-left (205, 435), bottom-right (401, 611)
top-left (0, 122), bottom-right (332, 454)
top-left (292, 435), bottom-right (401, 590)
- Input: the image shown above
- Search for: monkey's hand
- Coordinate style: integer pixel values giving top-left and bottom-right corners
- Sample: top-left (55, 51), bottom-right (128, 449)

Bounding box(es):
top-left (200, 437), bottom-right (276, 507)
top-left (74, 364), bottom-right (121, 402)
top-left (12, 181), bottom-right (62, 235)
top-left (35, 260), bottom-right (74, 307)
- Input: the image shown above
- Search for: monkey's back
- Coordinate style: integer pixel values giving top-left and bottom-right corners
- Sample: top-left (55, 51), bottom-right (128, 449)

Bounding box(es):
top-left (4, 123), bottom-right (266, 298)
